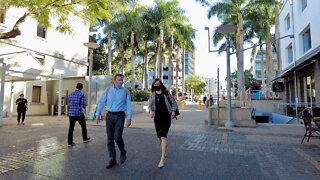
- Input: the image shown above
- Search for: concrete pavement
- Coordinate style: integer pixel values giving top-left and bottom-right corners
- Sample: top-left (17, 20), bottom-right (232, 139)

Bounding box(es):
top-left (0, 105), bottom-right (320, 179)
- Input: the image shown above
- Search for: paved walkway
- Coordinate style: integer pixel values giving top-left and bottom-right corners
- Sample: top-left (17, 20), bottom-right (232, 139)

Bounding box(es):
top-left (0, 105), bottom-right (320, 179)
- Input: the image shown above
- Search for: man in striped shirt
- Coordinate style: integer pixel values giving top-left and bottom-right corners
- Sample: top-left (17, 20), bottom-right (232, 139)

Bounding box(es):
top-left (95, 74), bottom-right (133, 169)
top-left (68, 83), bottom-right (90, 146)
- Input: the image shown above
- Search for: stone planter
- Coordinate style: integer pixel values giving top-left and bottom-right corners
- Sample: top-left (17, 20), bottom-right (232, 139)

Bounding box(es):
top-left (132, 101), bottom-right (148, 114)
top-left (210, 107), bottom-right (256, 127)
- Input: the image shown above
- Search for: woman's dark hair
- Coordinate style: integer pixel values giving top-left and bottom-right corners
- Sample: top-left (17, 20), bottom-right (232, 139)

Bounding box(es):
top-left (76, 83), bottom-right (83, 90)
top-left (151, 78), bottom-right (167, 93)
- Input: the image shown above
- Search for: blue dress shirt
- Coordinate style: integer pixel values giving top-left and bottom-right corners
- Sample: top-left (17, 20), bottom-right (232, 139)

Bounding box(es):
top-left (95, 85), bottom-right (132, 120)
top-left (68, 90), bottom-right (86, 116)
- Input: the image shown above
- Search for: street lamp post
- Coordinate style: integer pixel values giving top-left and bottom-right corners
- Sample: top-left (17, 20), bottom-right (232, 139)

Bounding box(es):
top-left (83, 42), bottom-right (99, 118)
top-left (217, 24), bottom-right (237, 128)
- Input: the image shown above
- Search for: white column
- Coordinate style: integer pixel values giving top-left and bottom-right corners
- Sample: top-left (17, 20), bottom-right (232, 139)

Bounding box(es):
top-left (88, 49), bottom-right (93, 115)
top-left (10, 83), bottom-right (14, 119)
top-left (0, 62), bottom-right (6, 126)
top-left (58, 74), bottom-right (62, 120)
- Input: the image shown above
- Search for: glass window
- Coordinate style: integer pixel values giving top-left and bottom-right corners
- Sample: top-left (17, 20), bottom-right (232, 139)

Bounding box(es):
top-left (32, 86), bottom-right (41, 103)
top-left (301, 0), bottom-right (307, 12)
top-left (285, 14), bottom-right (290, 31)
top-left (35, 54), bottom-right (45, 65)
top-left (37, 23), bottom-right (46, 38)
top-left (302, 29), bottom-right (311, 53)
top-left (287, 44), bottom-right (293, 64)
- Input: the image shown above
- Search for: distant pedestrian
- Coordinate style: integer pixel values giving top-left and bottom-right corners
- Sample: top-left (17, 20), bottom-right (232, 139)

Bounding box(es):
top-left (95, 73), bottom-right (133, 169)
top-left (148, 78), bottom-right (177, 168)
top-left (67, 83), bottom-right (90, 147)
top-left (202, 96), bottom-right (207, 105)
top-left (209, 95), bottom-right (214, 106)
top-left (16, 93), bottom-right (28, 125)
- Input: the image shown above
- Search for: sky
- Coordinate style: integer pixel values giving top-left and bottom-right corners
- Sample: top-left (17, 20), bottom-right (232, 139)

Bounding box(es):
top-left (139, 0), bottom-right (253, 85)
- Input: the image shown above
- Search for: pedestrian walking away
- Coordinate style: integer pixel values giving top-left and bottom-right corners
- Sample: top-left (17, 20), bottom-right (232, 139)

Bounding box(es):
top-left (67, 83), bottom-right (90, 147)
top-left (148, 78), bottom-right (177, 168)
top-left (202, 96), bottom-right (207, 105)
top-left (16, 93), bottom-right (28, 125)
top-left (95, 73), bottom-right (133, 169)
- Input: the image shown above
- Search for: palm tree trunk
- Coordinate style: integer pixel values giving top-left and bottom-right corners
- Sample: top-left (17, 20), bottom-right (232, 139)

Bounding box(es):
top-left (168, 34), bottom-right (173, 90)
top-left (154, 42), bottom-right (159, 78)
top-left (260, 47), bottom-right (265, 94)
top-left (275, 2), bottom-right (281, 75)
top-left (236, 13), bottom-right (245, 102)
top-left (266, 32), bottom-right (273, 98)
top-left (157, 29), bottom-right (164, 80)
top-left (120, 41), bottom-right (125, 76)
top-left (144, 40), bottom-right (149, 90)
top-left (182, 46), bottom-right (186, 97)
top-left (175, 48), bottom-right (180, 94)
top-left (107, 31), bottom-right (112, 75)
top-left (131, 31), bottom-right (135, 89)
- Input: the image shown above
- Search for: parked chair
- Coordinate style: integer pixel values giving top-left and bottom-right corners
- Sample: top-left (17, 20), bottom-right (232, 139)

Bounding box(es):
top-left (301, 109), bottom-right (320, 144)
top-left (312, 107), bottom-right (320, 127)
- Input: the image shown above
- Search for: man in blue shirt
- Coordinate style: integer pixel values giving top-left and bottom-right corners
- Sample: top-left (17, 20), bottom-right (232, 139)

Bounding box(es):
top-left (68, 83), bottom-right (90, 146)
top-left (95, 74), bottom-right (133, 169)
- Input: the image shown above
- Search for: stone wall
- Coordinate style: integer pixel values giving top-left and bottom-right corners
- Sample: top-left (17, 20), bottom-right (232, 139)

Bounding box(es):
top-left (210, 107), bottom-right (256, 127)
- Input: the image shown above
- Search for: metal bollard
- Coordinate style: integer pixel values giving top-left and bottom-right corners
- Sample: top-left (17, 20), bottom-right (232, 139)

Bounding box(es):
top-left (198, 101), bottom-right (202, 109)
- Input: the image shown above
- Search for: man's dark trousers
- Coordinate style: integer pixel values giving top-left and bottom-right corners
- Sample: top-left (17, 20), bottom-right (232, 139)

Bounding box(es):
top-left (68, 114), bottom-right (88, 144)
top-left (106, 113), bottom-right (126, 160)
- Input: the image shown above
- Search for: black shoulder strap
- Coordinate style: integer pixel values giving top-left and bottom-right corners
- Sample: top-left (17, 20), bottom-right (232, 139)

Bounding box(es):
top-left (165, 91), bottom-right (173, 105)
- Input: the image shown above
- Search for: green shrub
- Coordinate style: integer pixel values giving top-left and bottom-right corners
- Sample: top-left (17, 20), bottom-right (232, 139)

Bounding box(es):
top-left (131, 90), bottom-right (150, 102)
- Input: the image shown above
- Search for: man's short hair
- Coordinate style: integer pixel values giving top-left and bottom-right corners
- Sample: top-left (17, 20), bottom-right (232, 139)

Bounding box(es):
top-left (114, 73), bottom-right (124, 80)
top-left (76, 83), bottom-right (83, 90)
top-left (20, 93), bottom-right (24, 97)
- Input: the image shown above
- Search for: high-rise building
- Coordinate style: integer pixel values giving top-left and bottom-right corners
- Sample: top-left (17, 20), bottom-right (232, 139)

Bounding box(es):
top-left (252, 49), bottom-right (279, 83)
top-left (183, 50), bottom-right (195, 79)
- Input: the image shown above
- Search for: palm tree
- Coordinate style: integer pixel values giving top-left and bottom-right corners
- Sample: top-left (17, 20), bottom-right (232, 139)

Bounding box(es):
top-left (274, 1), bottom-right (282, 76)
top-left (247, 0), bottom-right (276, 98)
top-left (141, 7), bottom-right (158, 89)
top-left (179, 24), bottom-right (195, 96)
top-left (207, 0), bottom-right (246, 101)
top-left (123, 4), bottom-right (145, 89)
top-left (151, 0), bottom-right (183, 79)
top-left (112, 13), bottom-right (129, 75)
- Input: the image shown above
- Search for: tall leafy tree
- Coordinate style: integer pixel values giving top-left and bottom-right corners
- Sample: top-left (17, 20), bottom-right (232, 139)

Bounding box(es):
top-left (185, 74), bottom-right (206, 97)
top-left (0, 0), bottom-right (133, 39)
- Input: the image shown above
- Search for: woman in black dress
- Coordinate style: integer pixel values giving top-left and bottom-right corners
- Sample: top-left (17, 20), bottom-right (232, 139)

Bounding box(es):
top-left (148, 78), bottom-right (177, 168)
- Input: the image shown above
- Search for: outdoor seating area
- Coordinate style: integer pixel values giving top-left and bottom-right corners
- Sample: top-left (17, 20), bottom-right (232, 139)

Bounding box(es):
top-left (301, 107), bottom-right (320, 144)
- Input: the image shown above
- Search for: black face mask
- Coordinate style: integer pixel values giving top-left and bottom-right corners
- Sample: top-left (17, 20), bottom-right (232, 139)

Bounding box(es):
top-left (154, 86), bottom-right (161, 91)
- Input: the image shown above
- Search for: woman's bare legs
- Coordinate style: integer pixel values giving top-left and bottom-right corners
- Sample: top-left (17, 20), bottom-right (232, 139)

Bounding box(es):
top-left (158, 137), bottom-right (167, 168)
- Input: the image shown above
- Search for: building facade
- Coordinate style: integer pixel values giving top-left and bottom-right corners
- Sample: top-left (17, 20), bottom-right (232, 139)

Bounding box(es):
top-left (183, 50), bottom-right (195, 79)
top-left (0, 7), bottom-right (90, 118)
top-left (148, 50), bottom-right (195, 93)
top-left (279, 0), bottom-right (320, 115)
top-left (252, 50), bottom-right (279, 82)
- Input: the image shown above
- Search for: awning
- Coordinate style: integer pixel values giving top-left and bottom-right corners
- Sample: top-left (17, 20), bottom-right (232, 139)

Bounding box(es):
top-left (272, 51), bottom-right (319, 82)
top-left (0, 51), bottom-right (63, 81)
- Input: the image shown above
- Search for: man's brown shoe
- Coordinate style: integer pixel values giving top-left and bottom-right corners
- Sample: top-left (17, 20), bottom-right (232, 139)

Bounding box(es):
top-left (106, 159), bottom-right (117, 169)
